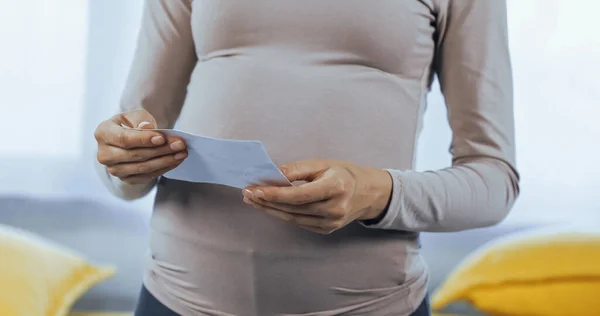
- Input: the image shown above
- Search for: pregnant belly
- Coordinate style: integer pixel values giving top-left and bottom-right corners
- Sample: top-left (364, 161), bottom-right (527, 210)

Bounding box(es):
top-left (150, 56), bottom-right (428, 312)
top-left (176, 56), bottom-right (421, 170)
top-left (147, 180), bottom-right (426, 315)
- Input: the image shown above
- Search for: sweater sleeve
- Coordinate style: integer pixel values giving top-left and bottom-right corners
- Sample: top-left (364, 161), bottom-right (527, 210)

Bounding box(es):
top-left (95, 0), bottom-right (197, 200)
top-left (363, 0), bottom-right (520, 232)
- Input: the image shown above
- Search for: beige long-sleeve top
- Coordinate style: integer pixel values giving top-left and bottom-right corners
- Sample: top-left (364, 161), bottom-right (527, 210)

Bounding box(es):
top-left (97, 0), bottom-right (520, 315)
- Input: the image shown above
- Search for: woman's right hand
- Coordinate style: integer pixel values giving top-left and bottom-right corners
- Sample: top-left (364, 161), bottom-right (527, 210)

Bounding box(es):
top-left (94, 109), bottom-right (188, 185)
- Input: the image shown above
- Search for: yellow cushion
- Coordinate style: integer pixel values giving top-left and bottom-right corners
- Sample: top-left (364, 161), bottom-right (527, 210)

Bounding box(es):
top-left (431, 226), bottom-right (600, 316)
top-left (0, 224), bottom-right (116, 316)
top-left (69, 313), bottom-right (131, 316)
top-left (66, 312), bottom-right (461, 316)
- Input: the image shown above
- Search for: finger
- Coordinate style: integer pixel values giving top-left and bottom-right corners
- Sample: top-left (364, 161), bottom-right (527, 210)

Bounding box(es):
top-left (248, 196), bottom-right (348, 220)
top-left (98, 139), bottom-right (186, 166)
top-left (297, 225), bottom-right (335, 235)
top-left (247, 176), bottom-right (342, 205)
top-left (280, 159), bottom-right (329, 182)
top-left (244, 194), bottom-right (325, 217)
top-left (241, 191), bottom-right (331, 217)
top-left (100, 119), bottom-right (165, 149)
top-left (107, 151), bottom-right (187, 178)
top-left (245, 197), bottom-right (294, 221)
top-left (120, 109), bottom-right (159, 130)
top-left (245, 198), bottom-right (342, 235)
top-left (244, 197), bottom-right (331, 229)
top-left (137, 121), bottom-right (154, 129)
top-left (120, 164), bottom-right (178, 185)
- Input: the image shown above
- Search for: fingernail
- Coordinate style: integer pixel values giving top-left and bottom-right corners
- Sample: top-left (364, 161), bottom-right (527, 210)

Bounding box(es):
top-left (174, 152), bottom-right (187, 160)
top-left (151, 136), bottom-right (165, 145)
top-left (170, 141), bottom-right (185, 151)
top-left (243, 196), bottom-right (251, 204)
top-left (138, 121), bottom-right (151, 128)
top-left (243, 189), bottom-right (254, 199)
top-left (254, 189), bottom-right (265, 199)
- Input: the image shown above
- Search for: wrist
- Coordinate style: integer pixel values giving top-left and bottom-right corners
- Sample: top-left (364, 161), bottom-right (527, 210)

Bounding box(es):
top-left (359, 168), bottom-right (393, 221)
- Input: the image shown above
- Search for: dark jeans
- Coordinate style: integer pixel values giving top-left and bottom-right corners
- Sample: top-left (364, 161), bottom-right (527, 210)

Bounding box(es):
top-left (134, 286), bottom-right (431, 316)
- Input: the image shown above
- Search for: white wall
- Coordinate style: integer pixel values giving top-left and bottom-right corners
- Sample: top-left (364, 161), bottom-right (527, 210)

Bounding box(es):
top-left (82, 0), bottom-right (144, 156)
top-left (0, 0), bottom-right (151, 211)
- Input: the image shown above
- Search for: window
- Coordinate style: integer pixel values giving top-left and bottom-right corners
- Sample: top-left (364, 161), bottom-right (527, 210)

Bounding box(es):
top-left (0, 0), bottom-right (146, 206)
top-left (507, 0), bottom-right (599, 222)
top-left (0, 0), bottom-right (87, 158)
top-left (418, 0), bottom-right (600, 223)
top-left (0, 0), bottom-right (88, 196)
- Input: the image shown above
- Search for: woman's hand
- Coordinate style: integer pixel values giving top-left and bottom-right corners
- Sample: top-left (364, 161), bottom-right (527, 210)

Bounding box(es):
top-left (94, 109), bottom-right (188, 185)
top-left (242, 159), bottom-right (393, 234)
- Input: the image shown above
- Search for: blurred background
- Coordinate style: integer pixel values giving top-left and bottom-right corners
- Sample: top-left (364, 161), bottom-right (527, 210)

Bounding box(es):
top-left (1, 0), bottom-right (598, 222)
top-left (0, 0), bottom-right (598, 315)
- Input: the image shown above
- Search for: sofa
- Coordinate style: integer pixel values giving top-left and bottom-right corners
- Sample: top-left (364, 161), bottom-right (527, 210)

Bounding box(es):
top-left (0, 194), bottom-right (533, 315)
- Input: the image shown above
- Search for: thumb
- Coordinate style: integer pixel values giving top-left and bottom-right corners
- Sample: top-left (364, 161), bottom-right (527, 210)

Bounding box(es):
top-left (122, 109), bottom-right (158, 130)
top-left (137, 121), bottom-right (155, 130)
top-left (280, 159), bottom-right (329, 182)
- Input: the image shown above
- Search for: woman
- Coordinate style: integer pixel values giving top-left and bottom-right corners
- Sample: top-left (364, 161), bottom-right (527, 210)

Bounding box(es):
top-left (94, 1), bottom-right (519, 315)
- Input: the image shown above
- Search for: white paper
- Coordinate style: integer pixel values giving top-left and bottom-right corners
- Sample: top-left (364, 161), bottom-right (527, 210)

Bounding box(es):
top-left (152, 129), bottom-right (291, 189)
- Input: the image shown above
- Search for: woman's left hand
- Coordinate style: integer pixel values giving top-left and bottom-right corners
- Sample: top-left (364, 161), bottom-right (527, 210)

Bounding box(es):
top-left (242, 159), bottom-right (393, 234)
